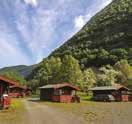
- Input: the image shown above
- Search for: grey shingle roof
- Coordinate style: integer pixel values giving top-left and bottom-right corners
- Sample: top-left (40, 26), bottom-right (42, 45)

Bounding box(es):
top-left (39, 83), bottom-right (80, 90)
top-left (39, 84), bottom-right (55, 89)
top-left (90, 86), bottom-right (117, 91)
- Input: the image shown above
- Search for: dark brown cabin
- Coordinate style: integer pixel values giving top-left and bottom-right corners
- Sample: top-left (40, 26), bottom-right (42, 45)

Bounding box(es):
top-left (90, 84), bottom-right (131, 102)
top-left (39, 83), bottom-right (80, 103)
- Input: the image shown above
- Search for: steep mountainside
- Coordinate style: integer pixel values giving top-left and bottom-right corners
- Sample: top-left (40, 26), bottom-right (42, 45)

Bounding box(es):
top-left (0, 65), bottom-right (35, 78)
top-left (1, 0), bottom-right (131, 79)
top-left (51, 0), bottom-right (132, 68)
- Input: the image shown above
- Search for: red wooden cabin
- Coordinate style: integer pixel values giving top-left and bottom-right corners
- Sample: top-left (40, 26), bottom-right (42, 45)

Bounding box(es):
top-left (9, 85), bottom-right (32, 97)
top-left (0, 76), bottom-right (16, 109)
top-left (39, 83), bottom-right (80, 103)
top-left (90, 84), bottom-right (131, 102)
top-left (9, 85), bottom-right (26, 98)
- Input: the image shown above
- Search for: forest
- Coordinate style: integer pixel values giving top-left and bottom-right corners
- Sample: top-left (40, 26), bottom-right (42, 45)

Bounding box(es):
top-left (27, 56), bottom-right (132, 93)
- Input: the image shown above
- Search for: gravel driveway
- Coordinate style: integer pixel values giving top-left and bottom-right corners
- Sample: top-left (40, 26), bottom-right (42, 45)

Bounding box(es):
top-left (24, 99), bottom-right (85, 124)
top-left (1, 99), bottom-right (132, 124)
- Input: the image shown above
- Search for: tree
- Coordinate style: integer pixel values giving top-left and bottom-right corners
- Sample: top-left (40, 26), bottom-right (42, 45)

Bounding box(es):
top-left (29, 55), bottom-right (84, 92)
top-left (98, 65), bottom-right (119, 86)
top-left (27, 79), bottom-right (39, 94)
top-left (61, 55), bottom-right (83, 87)
top-left (111, 48), bottom-right (128, 60)
top-left (83, 68), bottom-right (97, 94)
top-left (115, 59), bottom-right (132, 87)
top-left (34, 57), bottom-right (62, 86)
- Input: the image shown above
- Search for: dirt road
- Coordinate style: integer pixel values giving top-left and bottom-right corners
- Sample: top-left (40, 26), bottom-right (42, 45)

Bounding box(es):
top-left (1, 99), bottom-right (132, 124)
top-left (24, 99), bottom-right (85, 124)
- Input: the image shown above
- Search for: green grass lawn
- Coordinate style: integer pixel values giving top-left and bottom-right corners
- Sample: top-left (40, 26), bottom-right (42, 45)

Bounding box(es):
top-left (0, 98), bottom-right (26, 124)
top-left (77, 91), bottom-right (93, 101)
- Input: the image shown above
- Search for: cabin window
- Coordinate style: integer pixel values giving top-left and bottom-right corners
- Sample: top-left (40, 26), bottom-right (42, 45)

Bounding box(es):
top-left (72, 90), bottom-right (76, 96)
top-left (54, 89), bottom-right (60, 95)
top-left (121, 91), bottom-right (127, 95)
top-left (61, 89), bottom-right (71, 95)
top-left (60, 89), bottom-right (62, 95)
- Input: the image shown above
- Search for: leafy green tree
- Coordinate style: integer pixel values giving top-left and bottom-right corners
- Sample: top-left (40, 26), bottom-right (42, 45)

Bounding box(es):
top-left (83, 68), bottom-right (97, 94)
top-left (28, 55), bottom-right (83, 92)
top-left (27, 79), bottom-right (39, 94)
top-left (97, 49), bottom-right (109, 60)
top-left (111, 48), bottom-right (128, 60)
top-left (61, 55), bottom-right (83, 87)
top-left (98, 65), bottom-right (119, 86)
top-left (115, 59), bottom-right (132, 86)
top-left (34, 57), bottom-right (62, 86)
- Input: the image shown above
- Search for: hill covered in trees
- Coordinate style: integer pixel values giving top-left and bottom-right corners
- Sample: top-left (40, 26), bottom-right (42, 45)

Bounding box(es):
top-left (51, 0), bottom-right (132, 69)
top-left (0, 65), bottom-right (36, 78)
top-left (27, 0), bottom-right (132, 92)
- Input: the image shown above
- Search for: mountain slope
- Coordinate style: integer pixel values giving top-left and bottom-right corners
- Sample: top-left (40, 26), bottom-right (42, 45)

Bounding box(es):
top-left (51, 0), bottom-right (132, 68)
top-left (0, 65), bottom-right (35, 78)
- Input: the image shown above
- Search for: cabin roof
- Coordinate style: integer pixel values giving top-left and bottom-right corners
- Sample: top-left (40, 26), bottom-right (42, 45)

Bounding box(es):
top-left (9, 85), bottom-right (26, 90)
top-left (39, 83), bottom-right (80, 91)
top-left (0, 76), bottom-right (19, 86)
top-left (90, 84), bottom-right (129, 91)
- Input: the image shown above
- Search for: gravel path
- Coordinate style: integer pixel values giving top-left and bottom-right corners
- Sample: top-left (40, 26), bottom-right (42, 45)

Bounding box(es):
top-left (24, 99), bottom-right (85, 124)
top-left (1, 99), bottom-right (132, 124)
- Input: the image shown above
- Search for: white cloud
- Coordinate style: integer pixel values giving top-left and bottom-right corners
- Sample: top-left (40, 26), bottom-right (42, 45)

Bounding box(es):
top-left (74, 14), bottom-right (91, 30)
top-left (74, 0), bottom-right (112, 31)
top-left (24, 0), bottom-right (38, 7)
top-left (99, 0), bottom-right (113, 10)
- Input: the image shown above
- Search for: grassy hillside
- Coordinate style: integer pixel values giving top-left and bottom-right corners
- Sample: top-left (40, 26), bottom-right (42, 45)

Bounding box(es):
top-left (0, 65), bottom-right (35, 78)
top-left (51, 0), bottom-right (132, 68)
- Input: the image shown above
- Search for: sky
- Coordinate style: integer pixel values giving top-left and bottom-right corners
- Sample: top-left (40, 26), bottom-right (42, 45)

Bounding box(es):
top-left (0, 0), bottom-right (112, 68)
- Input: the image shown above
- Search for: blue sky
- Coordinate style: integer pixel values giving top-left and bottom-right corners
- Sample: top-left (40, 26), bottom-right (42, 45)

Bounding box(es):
top-left (0, 0), bottom-right (112, 68)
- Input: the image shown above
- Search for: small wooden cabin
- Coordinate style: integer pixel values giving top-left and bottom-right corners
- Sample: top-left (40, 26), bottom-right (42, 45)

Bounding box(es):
top-left (90, 84), bottom-right (131, 102)
top-left (39, 83), bottom-right (80, 103)
top-left (24, 87), bottom-right (32, 96)
top-left (0, 76), bottom-right (16, 108)
top-left (9, 85), bottom-right (26, 98)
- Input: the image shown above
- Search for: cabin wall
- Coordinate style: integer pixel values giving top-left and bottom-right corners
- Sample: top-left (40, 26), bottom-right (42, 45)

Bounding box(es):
top-left (52, 95), bottom-right (60, 102)
top-left (10, 87), bottom-right (24, 93)
top-left (93, 90), bottom-right (115, 96)
top-left (0, 81), bottom-right (9, 96)
top-left (40, 89), bottom-right (54, 101)
top-left (52, 95), bottom-right (73, 103)
top-left (0, 81), bottom-right (9, 107)
top-left (40, 87), bottom-right (76, 103)
top-left (60, 95), bottom-right (72, 103)
top-left (129, 95), bottom-right (132, 101)
top-left (92, 89), bottom-right (132, 102)
top-left (52, 87), bottom-right (74, 102)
